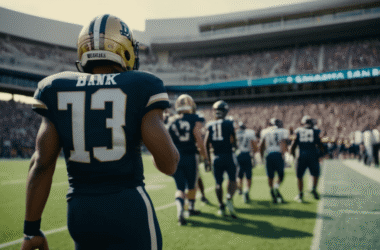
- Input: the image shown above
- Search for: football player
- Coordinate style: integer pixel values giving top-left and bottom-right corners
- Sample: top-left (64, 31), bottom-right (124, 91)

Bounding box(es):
top-left (195, 111), bottom-right (211, 205)
top-left (21, 15), bottom-right (179, 250)
top-left (236, 122), bottom-right (258, 203)
top-left (290, 115), bottom-right (325, 203)
top-left (167, 94), bottom-right (210, 225)
top-left (260, 118), bottom-right (289, 204)
top-left (204, 100), bottom-right (238, 218)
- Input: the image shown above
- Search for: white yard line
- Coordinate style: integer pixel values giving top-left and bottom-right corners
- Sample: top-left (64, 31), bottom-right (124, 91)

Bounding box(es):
top-left (324, 209), bottom-right (380, 216)
top-left (310, 162), bottom-right (326, 250)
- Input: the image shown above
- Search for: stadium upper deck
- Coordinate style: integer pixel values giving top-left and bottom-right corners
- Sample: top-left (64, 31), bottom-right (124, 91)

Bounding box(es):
top-left (1, 0), bottom-right (379, 51)
top-left (1, 1), bottom-right (380, 98)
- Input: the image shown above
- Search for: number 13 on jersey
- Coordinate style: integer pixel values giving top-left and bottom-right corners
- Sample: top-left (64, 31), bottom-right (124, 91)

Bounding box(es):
top-left (58, 89), bottom-right (127, 163)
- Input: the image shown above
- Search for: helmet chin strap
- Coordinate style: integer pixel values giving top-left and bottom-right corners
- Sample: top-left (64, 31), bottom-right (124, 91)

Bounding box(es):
top-left (75, 61), bottom-right (85, 72)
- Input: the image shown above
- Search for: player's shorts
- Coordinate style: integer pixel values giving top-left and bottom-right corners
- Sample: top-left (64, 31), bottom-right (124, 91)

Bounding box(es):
top-left (213, 153), bottom-right (238, 185)
top-left (237, 152), bottom-right (253, 179)
top-left (172, 153), bottom-right (199, 191)
top-left (296, 152), bottom-right (320, 178)
top-left (353, 144), bottom-right (360, 156)
top-left (67, 186), bottom-right (162, 250)
top-left (265, 152), bottom-right (284, 179)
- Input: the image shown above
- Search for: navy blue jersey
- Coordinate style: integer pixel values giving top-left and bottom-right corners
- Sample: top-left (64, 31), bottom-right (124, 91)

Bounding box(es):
top-left (167, 113), bottom-right (204, 154)
top-left (206, 119), bottom-right (235, 155)
top-left (32, 71), bottom-right (170, 197)
top-left (294, 127), bottom-right (321, 157)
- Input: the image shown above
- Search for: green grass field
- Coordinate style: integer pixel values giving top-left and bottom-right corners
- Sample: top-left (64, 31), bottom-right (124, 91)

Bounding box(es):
top-left (0, 155), bottom-right (318, 250)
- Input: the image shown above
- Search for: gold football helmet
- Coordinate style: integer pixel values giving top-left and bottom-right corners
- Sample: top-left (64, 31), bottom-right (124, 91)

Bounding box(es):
top-left (175, 94), bottom-right (196, 114)
top-left (76, 14), bottom-right (139, 73)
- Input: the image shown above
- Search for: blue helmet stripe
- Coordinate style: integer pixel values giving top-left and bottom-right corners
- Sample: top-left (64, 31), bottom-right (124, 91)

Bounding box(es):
top-left (88, 18), bottom-right (96, 49)
top-left (99, 14), bottom-right (110, 35)
top-left (88, 18), bottom-right (96, 35)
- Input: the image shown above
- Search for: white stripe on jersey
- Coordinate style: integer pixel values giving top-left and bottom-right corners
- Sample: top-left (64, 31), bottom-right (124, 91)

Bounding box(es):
top-left (146, 93), bottom-right (169, 107)
top-left (137, 186), bottom-right (158, 250)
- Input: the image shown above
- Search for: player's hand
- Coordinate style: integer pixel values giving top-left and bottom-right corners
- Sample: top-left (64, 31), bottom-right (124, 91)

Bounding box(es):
top-left (204, 160), bottom-right (212, 172)
top-left (21, 234), bottom-right (49, 250)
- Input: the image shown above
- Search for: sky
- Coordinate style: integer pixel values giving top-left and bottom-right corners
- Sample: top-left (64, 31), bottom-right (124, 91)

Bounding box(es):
top-left (0, 0), bottom-right (314, 31)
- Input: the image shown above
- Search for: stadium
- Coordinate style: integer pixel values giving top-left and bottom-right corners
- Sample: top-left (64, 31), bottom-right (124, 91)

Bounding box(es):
top-left (1, 0), bottom-right (380, 249)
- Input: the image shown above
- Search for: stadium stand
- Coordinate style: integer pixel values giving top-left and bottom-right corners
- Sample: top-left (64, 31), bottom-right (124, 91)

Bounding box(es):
top-left (0, 100), bottom-right (40, 158)
top-left (1, 1), bottom-right (380, 157)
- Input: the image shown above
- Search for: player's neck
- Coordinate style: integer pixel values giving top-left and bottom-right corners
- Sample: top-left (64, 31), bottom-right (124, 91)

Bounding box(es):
top-left (92, 65), bottom-right (125, 74)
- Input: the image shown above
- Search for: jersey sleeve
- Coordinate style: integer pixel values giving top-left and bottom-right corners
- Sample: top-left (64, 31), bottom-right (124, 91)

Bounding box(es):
top-left (31, 77), bottom-right (55, 121)
top-left (142, 76), bottom-right (170, 117)
top-left (196, 114), bottom-right (205, 123)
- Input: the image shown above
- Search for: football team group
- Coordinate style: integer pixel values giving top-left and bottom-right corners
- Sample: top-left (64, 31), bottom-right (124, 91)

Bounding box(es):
top-left (20, 15), bottom-right (324, 250)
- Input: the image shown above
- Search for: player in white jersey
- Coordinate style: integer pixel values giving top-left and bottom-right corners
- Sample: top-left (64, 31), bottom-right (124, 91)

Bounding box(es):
top-left (259, 118), bottom-right (289, 204)
top-left (353, 130), bottom-right (363, 160)
top-left (236, 122), bottom-right (258, 203)
top-left (373, 128), bottom-right (380, 167)
top-left (363, 126), bottom-right (374, 166)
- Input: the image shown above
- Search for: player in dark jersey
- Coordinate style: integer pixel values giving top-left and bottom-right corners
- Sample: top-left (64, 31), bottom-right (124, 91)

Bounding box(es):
top-left (21, 15), bottom-right (179, 250)
top-left (290, 115), bottom-right (324, 203)
top-left (194, 111), bottom-right (211, 205)
top-left (167, 94), bottom-right (210, 225)
top-left (204, 100), bottom-right (238, 218)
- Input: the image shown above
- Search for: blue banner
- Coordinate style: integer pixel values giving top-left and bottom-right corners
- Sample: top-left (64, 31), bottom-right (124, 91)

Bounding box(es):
top-left (166, 66), bottom-right (380, 92)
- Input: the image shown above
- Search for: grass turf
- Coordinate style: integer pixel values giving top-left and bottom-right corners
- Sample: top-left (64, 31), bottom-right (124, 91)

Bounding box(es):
top-left (0, 155), bottom-right (318, 250)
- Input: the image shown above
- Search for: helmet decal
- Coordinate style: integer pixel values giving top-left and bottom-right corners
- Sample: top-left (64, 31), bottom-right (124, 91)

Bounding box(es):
top-left (120, 22), bottom-right (131, 39)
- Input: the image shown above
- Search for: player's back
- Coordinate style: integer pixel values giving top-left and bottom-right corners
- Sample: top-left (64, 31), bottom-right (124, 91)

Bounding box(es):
top-left (207, 119), bottom-right (235, 155)
top-left (237, 129), bottom-right (256, 153)
top-left (33, 70), bottom-right (169, 197)
top-left (294, 127), bottom-right (321, 155)
top-left (168, 113), bottom-right (203, 154)
top-left (261, 126), bottom-right (288, 154)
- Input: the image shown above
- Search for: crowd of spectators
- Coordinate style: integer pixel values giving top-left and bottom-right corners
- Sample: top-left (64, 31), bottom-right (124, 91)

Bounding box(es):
top-left (139, 38), bottom-right (380, 84)
top-left (1, 33), bottom-right (380, 84)
top-left (1, 93), bottom-right (380, 158)
top-left (0, 100), bottom-right (41, 158)
top-left (0, 35), bottom-right (77, 74)
top-left (198, 94), bottom-right (380, 144)
top-left (1, 33), bottom-right (380, 158)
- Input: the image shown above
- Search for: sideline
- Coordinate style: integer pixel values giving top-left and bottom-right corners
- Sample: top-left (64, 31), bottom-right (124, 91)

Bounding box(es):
top-left (310, 159), bottom-right (380, 250)
top-left (0, 187), bottom-right (215, 249)
top-left (310, 161), bottom-right (326, 250)
top-left (343, 159), bottom-right (380, 183)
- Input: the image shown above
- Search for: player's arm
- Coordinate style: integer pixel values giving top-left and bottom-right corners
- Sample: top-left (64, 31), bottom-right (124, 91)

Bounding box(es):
top-left (204, 129), bottom-right (212, 165)
top-left (315, 132), bottom-right (326, 161)
top-left (280, 139), bottom-right (288, 155)
top-left (290, 139), bottom-right (297, 158)
top-left (142, 109), bottom-right (179, 176)
top-left (194, 121), bottom-right (209, 162)
top-left (251, 139), bottom-right (258, 154)
top-left (194, 121), bottom-right (211, 171)
top-left (230, 129), bottom-right (237, 151)
top-left (259, 138), bottom-right (266, 159)
top-left (22, 117), bottom-right (61, 250)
